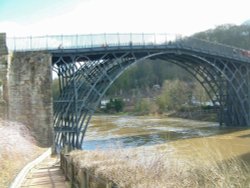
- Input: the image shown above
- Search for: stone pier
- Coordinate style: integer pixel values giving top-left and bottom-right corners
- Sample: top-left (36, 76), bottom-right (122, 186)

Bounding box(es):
top-left (0, 33), bottom-right (8, 119)
top-left (0, 33), bottom-right (53, 147)
top-left (8, 52), bottom-right (53, 147)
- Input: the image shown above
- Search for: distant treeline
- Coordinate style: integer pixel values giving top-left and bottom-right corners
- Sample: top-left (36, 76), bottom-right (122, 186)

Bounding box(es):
top-left (106, 60), bottom-right (193, 97)
top-left (193, 24), bottom-right (250, 49)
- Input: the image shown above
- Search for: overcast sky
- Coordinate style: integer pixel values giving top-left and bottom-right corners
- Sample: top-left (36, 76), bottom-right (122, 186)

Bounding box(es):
top-left (0, 0), bottom-right (249, 37)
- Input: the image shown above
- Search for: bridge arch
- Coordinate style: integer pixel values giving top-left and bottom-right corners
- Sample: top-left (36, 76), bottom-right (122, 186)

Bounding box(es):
top-left (52, 46), bottom-right (250, 149)
top-left (5, 33), bottom-right (250, 150)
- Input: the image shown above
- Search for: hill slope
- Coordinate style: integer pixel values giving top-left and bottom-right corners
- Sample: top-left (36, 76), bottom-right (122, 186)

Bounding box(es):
top-left (193, 24), bottom-right (250, 49)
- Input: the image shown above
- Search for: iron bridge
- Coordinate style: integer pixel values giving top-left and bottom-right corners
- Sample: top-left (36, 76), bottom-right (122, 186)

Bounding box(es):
top-left (7, 33), bottom-right (250, 150)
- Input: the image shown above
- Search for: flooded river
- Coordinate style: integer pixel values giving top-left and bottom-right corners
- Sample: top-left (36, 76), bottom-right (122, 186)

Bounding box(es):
top-left (84, 115), bottom-right (250, 164)
top-left (84, 116), bottom-right (216, 149)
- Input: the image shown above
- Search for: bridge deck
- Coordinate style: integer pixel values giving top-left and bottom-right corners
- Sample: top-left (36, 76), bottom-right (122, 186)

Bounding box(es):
top-left (20, 156), bottom-right (68, 188)
top-left (7, 33), bottom-right (250, 63)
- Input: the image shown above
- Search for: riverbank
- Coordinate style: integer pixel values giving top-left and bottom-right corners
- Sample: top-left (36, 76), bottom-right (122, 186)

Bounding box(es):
top-left (68, 133), bottom-right (250, 187)
top-left (0, 118), bottom-right (46, 187)
top-left (97, 108), bottom-right (218, 123)
top-left (168, 109), bottom-right (218, 122)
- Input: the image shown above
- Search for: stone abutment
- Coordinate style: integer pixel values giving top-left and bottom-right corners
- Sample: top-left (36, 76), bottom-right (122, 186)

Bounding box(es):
top-left (0, 33), bottom-right (53, 147)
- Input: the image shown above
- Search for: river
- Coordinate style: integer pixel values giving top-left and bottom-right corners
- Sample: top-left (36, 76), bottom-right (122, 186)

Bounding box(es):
top-left (83, 115), bottom-right (250, 164)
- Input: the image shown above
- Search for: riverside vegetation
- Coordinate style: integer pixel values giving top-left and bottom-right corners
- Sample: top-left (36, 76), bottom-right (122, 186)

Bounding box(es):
top-left (68, 131), bottom-right (250, 188)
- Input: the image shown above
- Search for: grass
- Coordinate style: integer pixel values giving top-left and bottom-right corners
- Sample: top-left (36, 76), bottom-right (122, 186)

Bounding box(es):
top-left (0, 118), bottom-right (46, 187)
top-left (68, 142), bottom-right (250, 188)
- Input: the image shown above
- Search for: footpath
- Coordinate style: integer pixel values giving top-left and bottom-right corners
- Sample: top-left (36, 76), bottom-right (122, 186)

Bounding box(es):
top-left (10, 148), bottom-right (68, 188)
top-left (20, 156), bottom-right (68, 188)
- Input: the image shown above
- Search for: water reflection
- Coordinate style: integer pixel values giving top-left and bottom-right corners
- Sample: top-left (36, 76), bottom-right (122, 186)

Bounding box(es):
top-left (82, 116), bottom-right (247, 150)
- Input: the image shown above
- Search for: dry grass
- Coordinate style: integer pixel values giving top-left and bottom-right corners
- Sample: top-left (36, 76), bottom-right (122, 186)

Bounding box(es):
top-left (68, 143), bottom-right (250, 188)
top-left (0, 118), bottom-right (45, 187)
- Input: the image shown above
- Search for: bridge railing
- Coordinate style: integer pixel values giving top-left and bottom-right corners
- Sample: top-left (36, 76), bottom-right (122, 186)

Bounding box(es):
top-left (180, 38), bottom-right (233, 56)
top-left (6, 33), bottom-right (250, 62)
top-left (178, 37), bottom-right (250, 62)
top-left (6, 33), bottom-right (180, 51)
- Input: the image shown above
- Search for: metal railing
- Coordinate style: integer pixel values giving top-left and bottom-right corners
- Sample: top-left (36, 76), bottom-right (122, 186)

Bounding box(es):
top-left (179, 37), bottom-right (250, 62)
top-left (6, 33), bottom-right (250, 63)
top-left (7, 33), bottom-right (180, 51)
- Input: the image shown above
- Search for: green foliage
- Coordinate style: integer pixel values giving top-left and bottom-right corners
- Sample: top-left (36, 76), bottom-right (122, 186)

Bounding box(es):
top-left (107, 60), bottom-right (193, 97)
top-left (52, 78), bottom-right (60, 99)
top-left (192, 81), bottom-right (210, 105)
top-left (105, 98), bottom-right (124, 113)
top-left (156, 79), bottom-right (192, 112)
top-left (134, 98), bottom-right (151, 115)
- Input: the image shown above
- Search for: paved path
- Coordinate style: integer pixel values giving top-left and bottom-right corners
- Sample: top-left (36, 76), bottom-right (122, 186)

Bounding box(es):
top-left (20, 156), bottom-right (68, 188)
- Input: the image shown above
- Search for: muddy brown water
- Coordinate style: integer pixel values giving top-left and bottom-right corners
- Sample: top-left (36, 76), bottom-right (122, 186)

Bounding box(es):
top-left (83, 115), bottom-right (250, 165)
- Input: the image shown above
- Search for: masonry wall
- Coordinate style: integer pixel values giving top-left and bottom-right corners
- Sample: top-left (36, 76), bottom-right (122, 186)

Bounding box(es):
top-left (0, 55), bottom-right (8, 118)
top-left (0, 33), bottom-right (8, 119)
top-left (8, 52), bottom-right (53, 147)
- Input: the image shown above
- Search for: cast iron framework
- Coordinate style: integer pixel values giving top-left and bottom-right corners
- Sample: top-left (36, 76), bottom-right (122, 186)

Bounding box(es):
top-left (47, 34), bottom-right (250, 150)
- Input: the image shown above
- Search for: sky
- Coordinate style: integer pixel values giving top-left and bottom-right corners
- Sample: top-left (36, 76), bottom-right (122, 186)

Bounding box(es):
top-left (0, 0), bottom-right (249, 37)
